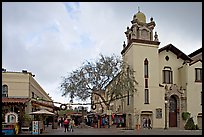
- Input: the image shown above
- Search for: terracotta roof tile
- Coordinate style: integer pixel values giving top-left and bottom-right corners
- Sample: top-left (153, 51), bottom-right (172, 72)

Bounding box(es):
top-left (2, 98), bottom-right (31, 104)
top-left (31, 100), bottom-right (59, 110)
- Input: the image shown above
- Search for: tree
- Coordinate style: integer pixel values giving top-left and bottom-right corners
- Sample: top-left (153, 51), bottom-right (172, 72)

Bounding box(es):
top-left (60, 54), bottom-right (138, 125)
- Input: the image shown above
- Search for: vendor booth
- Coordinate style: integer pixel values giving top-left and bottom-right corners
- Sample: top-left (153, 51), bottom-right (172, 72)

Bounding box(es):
top-left (29, 109), bottom-right (55, 134)
top-left (2, 112), bottom-right (20, 135)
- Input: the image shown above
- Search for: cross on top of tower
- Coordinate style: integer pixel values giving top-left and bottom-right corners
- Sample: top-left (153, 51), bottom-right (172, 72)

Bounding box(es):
top-left (138, 6), bottom-right (140, 12)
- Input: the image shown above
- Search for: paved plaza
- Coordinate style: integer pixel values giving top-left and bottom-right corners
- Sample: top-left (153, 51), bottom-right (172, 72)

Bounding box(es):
top-left (19, 125), bottom-right (202, 135)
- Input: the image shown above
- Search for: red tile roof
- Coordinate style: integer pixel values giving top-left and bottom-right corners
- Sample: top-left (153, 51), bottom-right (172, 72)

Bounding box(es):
top-left (31, 100), bottom-right (60, 110)
top-left (159, 44), bottom-right (192, 61)
top-left (2, 98), bottom-right (31, 104)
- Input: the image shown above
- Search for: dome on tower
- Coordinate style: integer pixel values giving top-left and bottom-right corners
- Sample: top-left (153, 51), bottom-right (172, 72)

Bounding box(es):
top-left (133, 11), bottom-right (146, 23)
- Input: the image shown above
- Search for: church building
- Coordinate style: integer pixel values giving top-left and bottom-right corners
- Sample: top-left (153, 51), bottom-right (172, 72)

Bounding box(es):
top-left (117, 10), bottom-right (202, 129)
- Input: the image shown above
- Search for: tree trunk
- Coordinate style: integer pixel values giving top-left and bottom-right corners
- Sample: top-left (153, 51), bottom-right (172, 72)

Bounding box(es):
top-left (109, 114), bottom-right (112, 128)
top-left (80, 107), bottom-right (86, 128)
top-left (107, 105), bottom-right (111, 128)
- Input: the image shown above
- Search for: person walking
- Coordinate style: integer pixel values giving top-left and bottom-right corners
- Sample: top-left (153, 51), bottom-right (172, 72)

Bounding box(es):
top-left (46, 118), bottom-right (49, 127)
top-left (63, 118), bottom-right (69, 132)
top-left (61, 118), bottom-right (64, 128)
top-left (69, 119), bottom-right (75, 132)
top-left (148, 118), bottom-right (152, 129)
top-left (142, 118), bottom-right (147, 128)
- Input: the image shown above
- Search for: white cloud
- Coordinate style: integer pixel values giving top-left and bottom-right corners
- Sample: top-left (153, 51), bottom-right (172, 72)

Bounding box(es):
top-left (2, 2), bottom-right (202, 107)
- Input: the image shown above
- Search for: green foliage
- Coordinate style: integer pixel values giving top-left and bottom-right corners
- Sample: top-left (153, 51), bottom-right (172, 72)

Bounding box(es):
top-left (184, 117), bottom-right (197, 130)
top-left (22, 113), bottom-right (31, 126)
top-left (182, 111), bottom-right (191, 121)
top-left (58, 109), bottom-right (74, 116)
top-left (23, 113), bottom-right (31, 121)
top-left (195, 124), bottom-right (199, 130)
top-left (2, 113), bottom-right (5, 122)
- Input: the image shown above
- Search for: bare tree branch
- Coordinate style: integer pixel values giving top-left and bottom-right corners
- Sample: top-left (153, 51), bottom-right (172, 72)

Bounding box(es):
top-left (59, 53), bottom-right (137, 111)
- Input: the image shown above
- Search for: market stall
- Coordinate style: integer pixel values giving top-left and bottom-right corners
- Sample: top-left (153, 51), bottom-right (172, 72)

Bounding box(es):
top-left (29, 109), bottom-right (55, 134)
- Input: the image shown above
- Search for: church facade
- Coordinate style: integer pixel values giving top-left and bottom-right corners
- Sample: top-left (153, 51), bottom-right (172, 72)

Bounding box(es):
top-left (109, 10), bottom-right (202, 129)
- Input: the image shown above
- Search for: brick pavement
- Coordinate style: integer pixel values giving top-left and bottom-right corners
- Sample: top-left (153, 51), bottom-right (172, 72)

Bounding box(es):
top-left (18, 125), bottom-right (202, 135)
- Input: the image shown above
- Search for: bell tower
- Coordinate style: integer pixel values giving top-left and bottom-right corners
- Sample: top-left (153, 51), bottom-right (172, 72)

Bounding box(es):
top-left (121, 9), bottom-right (161, 129)
top-left (124, 9), bottom-right (159, 47)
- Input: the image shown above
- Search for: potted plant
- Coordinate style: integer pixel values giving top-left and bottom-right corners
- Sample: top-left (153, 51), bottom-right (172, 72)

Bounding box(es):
top-left (22, 114), bottom-right (31, 127)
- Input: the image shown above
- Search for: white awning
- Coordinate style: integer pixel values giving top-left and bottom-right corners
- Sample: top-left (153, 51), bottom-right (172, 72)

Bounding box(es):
top-left (29, 109), bottom-right (55, 115)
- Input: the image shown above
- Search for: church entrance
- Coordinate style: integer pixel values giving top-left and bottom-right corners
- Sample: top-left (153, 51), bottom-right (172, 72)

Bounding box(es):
top-left (169, 95), bottom-right (177, 127)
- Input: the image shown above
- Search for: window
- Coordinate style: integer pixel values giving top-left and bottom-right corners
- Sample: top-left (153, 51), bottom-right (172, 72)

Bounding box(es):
top-left (144, 89), bottom-right (149, 104)
top-left (165, 56), bottom-right (169, 61)
top-left (195, 68), bottom-right (202, 82)
top-left (156, 108), bottom-right (162, 119)
top-left (141, 29), bottom-right (148, 40)
top-left (163, 67), bottom-right (173, 84)
top-left (144, 59), bottom-right (148, 78)
top-left (127, 66), bottom-right (130, 106)
top-left (169, 96), bottom-right (177, 112)
top-left (32, 92), bottom-right (35, 98)
top-left (201, 91), bottom-right (202, 105)
top-left (144, 59), bottom-right (149, 104)
top-left (145, 79), bottom-right (148, 88)
top-left (127, 89), bottom-right (130, 105)
top-left (2, 85), bottom-right (8, 97)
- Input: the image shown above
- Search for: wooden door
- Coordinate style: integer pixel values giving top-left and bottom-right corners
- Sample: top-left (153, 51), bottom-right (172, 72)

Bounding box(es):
top-left (169, 96), bottom-right (177, 127)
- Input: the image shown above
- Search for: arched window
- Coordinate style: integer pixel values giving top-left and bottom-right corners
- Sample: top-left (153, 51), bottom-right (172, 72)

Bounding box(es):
top-left (144, 89), bottom-right (149, 104)
top-left (163, 67), bottom-right (173, 84)
top-left (144, 59), bottom-right (149, 104)
top-left (141, 29), bottom-right (148, 40)
top-left (169, 96), bottom-right (177, 112)
top-left (2, 85), bottom-right (8, 97)
top-left (144, 58), bottom-right (148, 78)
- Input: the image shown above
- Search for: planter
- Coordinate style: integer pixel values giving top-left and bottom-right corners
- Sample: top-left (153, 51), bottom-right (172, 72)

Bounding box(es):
top-left (111, 124), bottom-right (117, 128)
top-left (135, 124), bottom-right (141, 129)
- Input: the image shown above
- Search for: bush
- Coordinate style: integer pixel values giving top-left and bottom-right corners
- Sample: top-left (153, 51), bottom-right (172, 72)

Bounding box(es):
top-left (184, 117), bottom-right (196, 130)
top-left (182, 112), bottom-right (191, 121)
top-left (195, 124), bottom-right (199, 130)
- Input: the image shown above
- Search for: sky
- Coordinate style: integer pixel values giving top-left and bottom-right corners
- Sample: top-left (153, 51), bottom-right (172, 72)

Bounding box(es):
top-left (2, 2), bottom-right (202, 110)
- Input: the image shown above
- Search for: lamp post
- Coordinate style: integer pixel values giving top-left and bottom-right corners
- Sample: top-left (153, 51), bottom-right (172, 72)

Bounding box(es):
top-left (164, 100), bottom-right (168, 130)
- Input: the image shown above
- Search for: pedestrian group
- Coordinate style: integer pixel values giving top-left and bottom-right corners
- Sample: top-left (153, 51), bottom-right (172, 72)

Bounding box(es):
top-left (142, 118), bottom-right (152, 129)
top-left (63, 117), bottom-right (75, 132)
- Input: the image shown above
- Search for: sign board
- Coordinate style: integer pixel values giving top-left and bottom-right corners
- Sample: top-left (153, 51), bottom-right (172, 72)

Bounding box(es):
top-left (32, 121), bottom-right (40, 135)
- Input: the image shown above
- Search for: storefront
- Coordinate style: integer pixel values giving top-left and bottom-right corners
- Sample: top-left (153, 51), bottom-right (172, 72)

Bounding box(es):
top-left (87, 112), bottom-right (100, 128)
top-left (2, 97), bottom-right (31, 134)
top-left (31, 100), bottom-right (59, 130)
top-left (113, 113), bottom-right (126, 128)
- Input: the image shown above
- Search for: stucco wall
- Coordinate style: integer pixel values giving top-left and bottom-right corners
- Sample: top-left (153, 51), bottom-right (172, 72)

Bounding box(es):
top-left (186, 61), bottom-right (202, 125)
top-left (2, 72), bottom-right (30, 97)
top-left (159, 50), bottom-right (185, 85)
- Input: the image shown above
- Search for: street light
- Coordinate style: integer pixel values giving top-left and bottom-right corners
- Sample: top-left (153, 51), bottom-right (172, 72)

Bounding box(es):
top-left (164, 100), bottom-right (168, 129)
